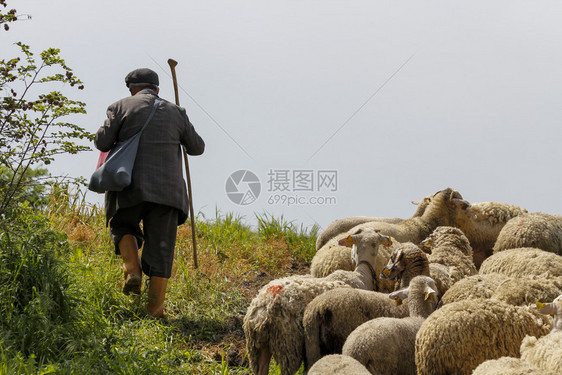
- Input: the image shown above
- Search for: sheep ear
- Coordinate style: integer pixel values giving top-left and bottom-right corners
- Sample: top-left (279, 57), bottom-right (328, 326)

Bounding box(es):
top-left (534, 302), bottom-right (557, 315)
top-left (418, 239), bottom-right (433, 254)
top-left (338, 235), bottom-right (355, 247)
top-left (393, 249), bottom-right (404, 262)
top-left (390, 288), bottom-right (409, 302)
top-left (451, 198), bottom-right (471, 210)
top-left (535, 302), bottom-right (546, 311)
top-left (350, 227), bottom-right (364, 235)
top-left (381, 235), bottom-right (392, 247)
top-left (424, 287), bottom-right (437, 301)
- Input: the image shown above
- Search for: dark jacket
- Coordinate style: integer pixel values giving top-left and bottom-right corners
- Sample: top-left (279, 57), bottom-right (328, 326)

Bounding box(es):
top-left (95, 90), bottom-right (205, 224)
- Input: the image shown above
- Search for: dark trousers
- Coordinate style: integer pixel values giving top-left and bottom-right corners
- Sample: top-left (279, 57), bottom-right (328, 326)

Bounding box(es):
top-left (109, 202), bottom-right (179, 278)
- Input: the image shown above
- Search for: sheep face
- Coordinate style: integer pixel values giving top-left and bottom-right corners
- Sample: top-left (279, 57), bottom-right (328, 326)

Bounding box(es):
top-left (420, 226), bottom-right (469, 250)
top-left (380, 243), bottom-right (429, 281)
top-left (534, 294), bottom-right (562, 332)
top-left (338, 229), bottom-right (392, 265)
top-left (389, 275), bottom-right (440, 314)
top-left (381, 248), bottom-right (406, 280)
top-left (424, 188), bottom-right (471, 226)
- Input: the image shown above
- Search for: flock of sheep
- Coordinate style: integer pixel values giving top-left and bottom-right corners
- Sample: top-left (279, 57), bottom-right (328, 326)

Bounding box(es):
top-left (242, 187), bottom-right (562, 375)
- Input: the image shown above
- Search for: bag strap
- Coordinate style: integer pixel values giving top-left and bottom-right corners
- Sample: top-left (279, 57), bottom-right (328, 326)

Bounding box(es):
top-left (138, 97), bottom-right (162, 134)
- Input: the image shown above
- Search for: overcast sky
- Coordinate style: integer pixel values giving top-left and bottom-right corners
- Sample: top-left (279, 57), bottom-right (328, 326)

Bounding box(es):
top-left (4, 0), bottom-right (561, 229)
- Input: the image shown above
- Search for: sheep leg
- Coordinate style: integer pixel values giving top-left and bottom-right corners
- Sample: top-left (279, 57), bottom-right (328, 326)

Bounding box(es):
top-left (257, 346), bottom-right (271, 375)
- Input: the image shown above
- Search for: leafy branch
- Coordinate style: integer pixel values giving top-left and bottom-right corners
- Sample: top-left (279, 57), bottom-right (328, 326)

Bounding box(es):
top-left (0, 41), bottom-right (92, 217)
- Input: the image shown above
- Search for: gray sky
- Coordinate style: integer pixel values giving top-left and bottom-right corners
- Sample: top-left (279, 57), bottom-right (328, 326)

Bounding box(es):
top-left (4, 0), bottom-right (561, 229)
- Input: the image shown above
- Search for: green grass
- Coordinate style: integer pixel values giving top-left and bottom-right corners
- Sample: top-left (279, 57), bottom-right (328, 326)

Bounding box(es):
top-left (0, 187), bottom-right (318, 374)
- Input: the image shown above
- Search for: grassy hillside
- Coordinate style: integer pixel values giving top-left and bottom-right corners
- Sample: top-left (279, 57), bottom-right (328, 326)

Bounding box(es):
top-left (0, 187), bottom-right (318, 374)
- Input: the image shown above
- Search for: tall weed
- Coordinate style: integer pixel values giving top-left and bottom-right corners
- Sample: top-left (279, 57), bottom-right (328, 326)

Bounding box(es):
top-left (1, 189), bottom-right (318, 374)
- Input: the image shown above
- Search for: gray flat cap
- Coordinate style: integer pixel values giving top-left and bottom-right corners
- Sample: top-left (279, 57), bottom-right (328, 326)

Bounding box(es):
top-left (125, 68), bottom-right (159, 88)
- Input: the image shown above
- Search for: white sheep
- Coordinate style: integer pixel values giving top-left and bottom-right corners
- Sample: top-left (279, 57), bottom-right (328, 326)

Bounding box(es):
top-left (342, 276), bottom-right (439, 375)
top-left (439, 273), bottom-right (509, 305)
top-left (479, 247), bottom-right (562, 278)
top-left (303, 241), bottom-right (436, 369)
top-left (455, 201), bottom-right (527, 268)
top-left (314, 197), bottom-right (429, 251)
top-left (323, 230), bottom-right (394, 291)
top-left (492, 275), bottom-right (562, 307)
top-left (441, 273), bottom-right (562, 307)
top-left (520, 332), bottom-right (562, 373)
top-left (418, 226), bottom-right (478, 292)
top-left (414, 298), bottom-right (553, 375)
top-left (302, 286), bottom-right (409, 369)
top-left (472, 356), bottom-right (556, 375)
top-left (307, 354), bottom-right (371, 375)
top-left (243, 228), bottom-right (392, 375)
top-left (310, 229), bottom-right (398, 293)
top-left (493, 213), bottom-right (562, 256)
top-left (310, 188), bottom-right (470, 279)
top-left (473, 295), bottom-right (562, 375)
top-left (351, 188), bottom-right (469, 244)
top-left (315, 216), bottom-right (401, 252)
top-left (520, 295), bottom-right (562, 372)
top-left (531, 294), bottom-right (562, 333)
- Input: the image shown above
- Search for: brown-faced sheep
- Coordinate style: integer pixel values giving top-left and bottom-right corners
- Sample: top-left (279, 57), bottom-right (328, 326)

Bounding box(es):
top-left (380, 242), bottom-right (431, 290)
top-left (381, 242), bottom-right (452, 296)
top-left (381, 227), bottom-right (477, 297)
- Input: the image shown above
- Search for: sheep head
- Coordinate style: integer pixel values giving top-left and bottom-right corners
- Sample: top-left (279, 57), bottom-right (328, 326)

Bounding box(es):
top-left (418, 238), bottom-right (433, 254)
top-left (389, 276), bottom-right (439, 316)
top-left (421, 226), bottom-right (469, 248)
top-left (338, 228), bottom-right (392, 266)
top-left (423, 188), bottom-right (471, 226)
top-left (381, 248), bottom-right (406, 280)
top-left (381, 243), bottom-right (430, 284)
top-left (533, 294), bottom-right (562, 332)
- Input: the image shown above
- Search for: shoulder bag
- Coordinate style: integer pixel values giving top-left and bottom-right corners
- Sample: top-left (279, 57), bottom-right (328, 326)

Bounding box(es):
top-left (88, 98), bottom-right (161, 193)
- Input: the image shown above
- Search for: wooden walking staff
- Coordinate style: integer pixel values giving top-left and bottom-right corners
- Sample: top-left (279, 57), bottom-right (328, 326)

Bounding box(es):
top-left (167, 58), bottom-right (198, 269)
